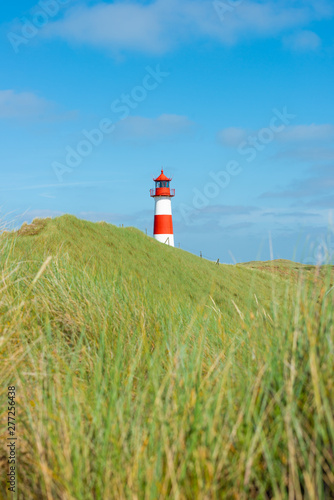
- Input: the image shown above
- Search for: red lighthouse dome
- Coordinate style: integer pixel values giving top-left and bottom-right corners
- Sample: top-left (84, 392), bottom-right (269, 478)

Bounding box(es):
top-left (150, 170), bottom-right (175, 198)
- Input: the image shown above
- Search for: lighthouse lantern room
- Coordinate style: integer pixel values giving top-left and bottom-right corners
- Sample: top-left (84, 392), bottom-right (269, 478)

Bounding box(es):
top-left (150, 169), bottom-right (175, 246)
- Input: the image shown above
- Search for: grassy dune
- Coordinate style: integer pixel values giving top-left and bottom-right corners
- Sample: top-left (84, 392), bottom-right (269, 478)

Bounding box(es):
top-left (0, 215), bottom-right (333, 499)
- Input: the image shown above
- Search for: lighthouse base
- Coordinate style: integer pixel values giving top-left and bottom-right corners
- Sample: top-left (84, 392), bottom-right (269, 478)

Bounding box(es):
top-left (154, 234), bottom-right (174, 247)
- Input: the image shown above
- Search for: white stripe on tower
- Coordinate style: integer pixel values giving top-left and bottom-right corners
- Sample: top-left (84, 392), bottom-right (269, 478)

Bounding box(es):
top-left (154, 198), bottom-right (172, 215)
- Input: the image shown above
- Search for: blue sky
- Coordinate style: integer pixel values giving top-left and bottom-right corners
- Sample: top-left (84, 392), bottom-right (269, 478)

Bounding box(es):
top-left (1, 0), bottom-right (334, 263)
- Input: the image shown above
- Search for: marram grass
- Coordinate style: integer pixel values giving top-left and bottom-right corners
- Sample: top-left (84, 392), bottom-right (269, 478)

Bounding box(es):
top-left (0, 215), bottom-right (333, 499)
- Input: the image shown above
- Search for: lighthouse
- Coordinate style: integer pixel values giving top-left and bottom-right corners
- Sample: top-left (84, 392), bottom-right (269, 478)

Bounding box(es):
top-left (150, 169), bottom-right (175, 246)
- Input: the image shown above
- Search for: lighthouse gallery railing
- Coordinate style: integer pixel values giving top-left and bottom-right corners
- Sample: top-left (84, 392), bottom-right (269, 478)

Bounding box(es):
top-left (150, 188), bottom-right (175, 197)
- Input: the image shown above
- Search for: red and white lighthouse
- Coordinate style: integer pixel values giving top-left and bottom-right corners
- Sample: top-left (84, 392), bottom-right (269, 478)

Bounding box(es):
top-left (150, 169), bottom-right (175, 246)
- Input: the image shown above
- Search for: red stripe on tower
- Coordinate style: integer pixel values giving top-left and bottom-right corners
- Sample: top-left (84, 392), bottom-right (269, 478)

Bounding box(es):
top-left (154, 215), bottom-right (173, 234)
top-left (150, 169), bottom-right (175, 246)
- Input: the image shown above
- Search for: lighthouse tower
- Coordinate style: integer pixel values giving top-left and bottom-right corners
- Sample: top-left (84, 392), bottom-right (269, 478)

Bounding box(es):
top-left (150, 169), bottom-right (175, 246)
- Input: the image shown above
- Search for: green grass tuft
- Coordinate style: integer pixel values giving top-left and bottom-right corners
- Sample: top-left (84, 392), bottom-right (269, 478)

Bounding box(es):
top-left (0, 216), bottom-right (333, 499)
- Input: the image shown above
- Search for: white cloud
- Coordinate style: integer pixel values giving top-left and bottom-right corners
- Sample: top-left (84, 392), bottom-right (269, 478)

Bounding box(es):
top-left (0, 182), bottom-right (102, 192)
top-left (274, 147), bottom-right (334, 162)
top-left (113, 114), bottom-right (195, 141)
top-left (283, 30), bottom-right (322, 52)
top-left (217, 123), bottom-right (334, 148)
top-left (278, 124), bottom-right (334, 142)
top-left (44, 0), bottom-right (179, 54)
top-left (217, 127), bottom-right (249, 147)
top-left (42, 0), bottom-right (334, 54)
top-left (0, 89), bottom-right (51, 119)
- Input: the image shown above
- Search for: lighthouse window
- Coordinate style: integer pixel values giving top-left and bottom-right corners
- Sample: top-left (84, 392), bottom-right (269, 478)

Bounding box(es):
top-left (156, 181), bottom-right (170, 188)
